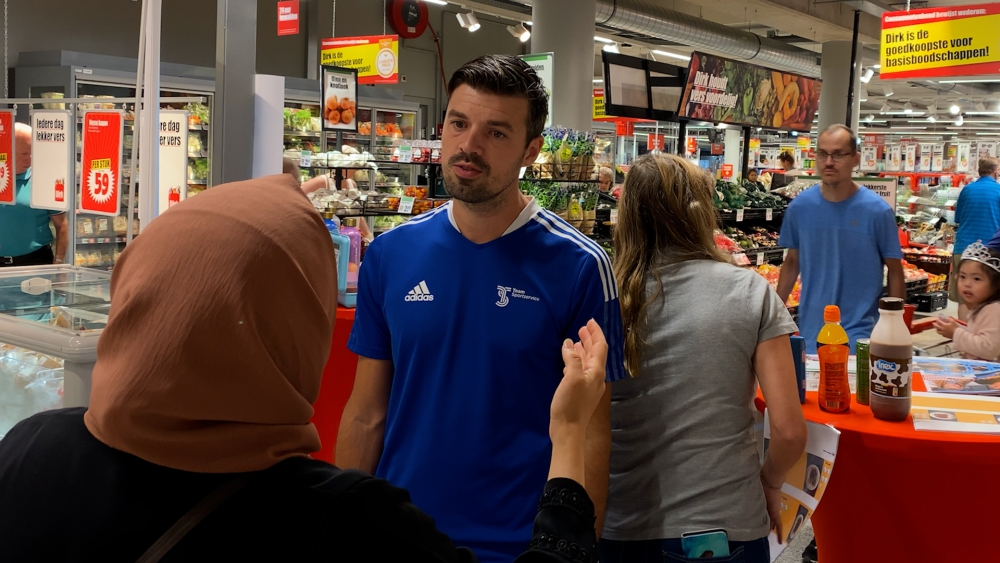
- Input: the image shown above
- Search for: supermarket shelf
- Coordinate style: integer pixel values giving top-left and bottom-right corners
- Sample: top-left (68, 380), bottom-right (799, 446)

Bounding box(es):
top-left (284, 131), bottom-right (322, 137)
top-left (77, 236), bottom-right (127, 245)
top-left (187, 151), bottom-right (208, 158)
top-left (718, 208), bottom-right (786, 222)
top-left (188, 124), bottom-right (209, 131)
top-left (187, 179), bottom-right (208, 185)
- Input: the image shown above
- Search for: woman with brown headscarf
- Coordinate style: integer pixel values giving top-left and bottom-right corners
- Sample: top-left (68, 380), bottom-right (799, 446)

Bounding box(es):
top-left (0, 175), bottom-right (607, 562)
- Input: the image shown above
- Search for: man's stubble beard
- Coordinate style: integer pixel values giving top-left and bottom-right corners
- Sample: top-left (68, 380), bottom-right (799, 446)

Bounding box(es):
top-left (444, 162), bottom-right (523, 214)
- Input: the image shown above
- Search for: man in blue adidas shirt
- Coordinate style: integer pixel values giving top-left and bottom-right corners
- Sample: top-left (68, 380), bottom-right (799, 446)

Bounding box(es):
top-left (952, 156), bottom-right (1000, 320)
top-left (338, 55), bottom-right (625, 562)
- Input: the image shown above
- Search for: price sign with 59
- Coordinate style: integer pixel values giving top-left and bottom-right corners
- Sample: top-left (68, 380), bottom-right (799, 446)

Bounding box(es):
top-left (0, 110), bottom-right (15, 205)
top-left (80, 110), bottom-right (124, 216)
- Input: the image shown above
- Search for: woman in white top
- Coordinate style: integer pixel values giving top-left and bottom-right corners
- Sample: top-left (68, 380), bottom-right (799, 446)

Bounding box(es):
top-left (601, 153), bottom-right (807, 563)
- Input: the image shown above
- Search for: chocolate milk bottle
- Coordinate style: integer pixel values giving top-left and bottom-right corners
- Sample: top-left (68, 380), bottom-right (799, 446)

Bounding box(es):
top-left (869, 298), bottom-right (912, 422)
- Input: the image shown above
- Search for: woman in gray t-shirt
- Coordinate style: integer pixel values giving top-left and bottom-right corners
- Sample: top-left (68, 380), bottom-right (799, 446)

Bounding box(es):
top-left (601, 154), bottom-right (807, 563)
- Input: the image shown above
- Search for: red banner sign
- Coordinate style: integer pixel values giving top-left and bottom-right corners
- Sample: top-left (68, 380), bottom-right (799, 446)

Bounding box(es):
top-left (647, 134), bottom-right (665, 151)
top-left (277, 1), bottom-right (300, 36)
top-left (615, 121), bottom-right (634, 136)
top-left (711, 143), bottom-right (725, 156)
top-left (80, 110), bottom-right (124, 217)
top-left (721, 164), bottom-right (734, 179)
top-left (864, 134), bottom-right (887, 146)
top-left (0, 111), bottom-right (14, 205)
top-left (686, 137), bottom-right (698, 156)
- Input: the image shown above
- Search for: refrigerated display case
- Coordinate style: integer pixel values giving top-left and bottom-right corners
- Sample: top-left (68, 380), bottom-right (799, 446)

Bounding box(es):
top-left (0, 265), bottom-right (111, 437)
top-left (15, 51), bottom-right (215, 271)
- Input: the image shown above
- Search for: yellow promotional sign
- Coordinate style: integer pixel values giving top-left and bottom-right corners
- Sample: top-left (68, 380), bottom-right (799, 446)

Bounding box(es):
top-left (320, 35), bottom-right (399, 85)
top-left (593, 88), bottom-right (607, 119)
top-left (879, 3), bottom-right (1000, 80)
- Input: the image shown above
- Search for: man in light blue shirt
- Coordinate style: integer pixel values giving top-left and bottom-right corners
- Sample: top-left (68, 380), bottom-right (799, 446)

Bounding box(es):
top-left (951, 156), bottom-right (1000, 319)
top-left (0, 123), bottom-right (68, 266)
top-left (778, 124), bottom-right (906, 352)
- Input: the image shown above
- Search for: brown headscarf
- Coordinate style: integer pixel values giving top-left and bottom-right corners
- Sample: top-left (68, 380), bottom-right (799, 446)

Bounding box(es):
top-left (84, 175), bottom-right (339, 473)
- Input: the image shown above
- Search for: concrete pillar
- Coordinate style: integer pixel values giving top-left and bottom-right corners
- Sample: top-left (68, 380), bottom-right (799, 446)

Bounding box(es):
top-left (817, 40), bottom-right (861, 135)
top-left (724, 128), bottom-right (743, 176)
top-left (213, 0), bottom-right (258, 186)
top-left (531, 0), bottom-right (596, 131)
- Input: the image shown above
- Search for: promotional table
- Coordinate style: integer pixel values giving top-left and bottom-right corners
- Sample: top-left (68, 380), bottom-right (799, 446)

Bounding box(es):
top-left (760, 388), bottom-right (1000, 563)
top-left (310, 307), bottom-right (359, 464)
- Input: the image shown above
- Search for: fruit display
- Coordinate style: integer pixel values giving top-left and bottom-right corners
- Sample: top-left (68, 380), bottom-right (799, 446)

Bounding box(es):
top-left (714, 180), bottom-right (785, 211)
top-left (325, 94), bottom-right (356, 127)
top-left (753, 264), bottom-right (800, 307)
top-left (714, 231), bottom-right (741, 253)
top-left (720, 226), bottom-right (780, 250)
top-left (528, 127), bottom-right (598, 181)
top-left (284, 107), bottom-right (320, 132)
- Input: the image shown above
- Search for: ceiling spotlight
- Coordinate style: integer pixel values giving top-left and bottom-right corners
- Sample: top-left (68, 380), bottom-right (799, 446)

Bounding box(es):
top-left (903, 102), bottom-right (913, 114)
top-left (883, 86), bottom-right (894, 98)
top-left (651, 49), bottom-right (692, 62)
top-left (861, 68), bottom-right (875, 83)
top-left (977, 101), bottom-right (987, 111)
top-left (457, 11), bottom-right (480, 32)
top-left (880, 102), bottom-right (891, 112)
top-left (507, 23), bottom-right (530, 42)
top-left (956, 114), bottom-right (965, 126)
top-left (950, 103), bottom-right (961, 115)
top-left (603, 43), bottom-right (620, 54)
top-left (926, 115), bottom-right (936, 123)
top-left (594, 36), bottom-right (615, 43)
top-left (865, 114), bottom-right (874, 122)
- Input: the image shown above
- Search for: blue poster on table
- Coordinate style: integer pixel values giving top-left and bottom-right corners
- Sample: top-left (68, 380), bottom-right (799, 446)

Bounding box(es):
top-left (914, 357), bottom-right (1000, 395)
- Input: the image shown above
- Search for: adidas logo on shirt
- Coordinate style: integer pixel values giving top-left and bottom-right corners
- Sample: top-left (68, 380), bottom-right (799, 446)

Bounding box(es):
top-left (405, 281), bottom-right (435, 302)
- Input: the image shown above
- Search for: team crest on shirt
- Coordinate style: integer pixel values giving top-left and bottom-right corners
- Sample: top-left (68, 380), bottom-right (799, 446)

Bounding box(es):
top-left (496, 285), bottom-right (540, 307)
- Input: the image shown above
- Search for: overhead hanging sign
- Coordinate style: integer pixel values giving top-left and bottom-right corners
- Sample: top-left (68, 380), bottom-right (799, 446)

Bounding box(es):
top-left (648, 133), bottom-right (665, 151)
top-left (321, 35), bottom-right (399, 84)
top-left (879, 3), bottom-right (1000, 80)
top-left (903, 145), bottom-right (917, 172)
top-left (277, 0), bottom-right (300, 36)
top-left (322, 65), bottom-right (359, 132)
top-left (861, 146), bottom-right (879, 171)
top-left (80, 110), bottom-right (124, 217)
top-left (888, 145), bottom-right (902, 171)
top-left (957, 143), bottom-right (971, 172)
top-left (678, 52), bottom-right (822, 132)
top-left (157, 110), bottom-right (189, 216)
top-left (0, 111), bottom-right (15, 206)
top-left (519, 53), bottom-right (554, 127)
top-left (29, 110), bottom-right (71, 211)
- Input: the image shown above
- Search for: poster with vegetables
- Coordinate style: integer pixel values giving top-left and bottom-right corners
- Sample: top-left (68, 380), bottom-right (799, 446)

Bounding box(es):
top-left (321, 65), bottom-right (358, 132)
top-left (678, 52), bottom-right (822, 132)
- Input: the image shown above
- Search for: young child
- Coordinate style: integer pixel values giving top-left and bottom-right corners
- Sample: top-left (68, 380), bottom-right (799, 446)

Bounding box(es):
top-left (935, 241), bottom-right (1000, 360)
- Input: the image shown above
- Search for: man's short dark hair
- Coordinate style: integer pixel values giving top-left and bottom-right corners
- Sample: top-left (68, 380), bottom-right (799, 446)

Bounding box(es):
top-left (447, 54), bottom-right (549, 145)
top-left (979, 156), bottom-right (999, 177)
top-left (819, 124), bottom-right (859, 154)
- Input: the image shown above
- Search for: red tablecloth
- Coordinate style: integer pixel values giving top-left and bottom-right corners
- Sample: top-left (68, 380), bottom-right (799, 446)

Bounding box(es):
top-left (759, 385), bottom-right (1000, 562)
top-left (310, 307), bottom-right (359, 464)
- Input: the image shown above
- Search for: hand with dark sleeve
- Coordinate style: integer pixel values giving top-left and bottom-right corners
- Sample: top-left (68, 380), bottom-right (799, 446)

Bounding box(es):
top-left (515, 478), bottom-right (598, 563)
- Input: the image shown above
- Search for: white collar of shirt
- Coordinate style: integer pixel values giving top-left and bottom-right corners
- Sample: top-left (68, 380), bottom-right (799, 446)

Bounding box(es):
top-left (446, 197), bottom-right (542, 237)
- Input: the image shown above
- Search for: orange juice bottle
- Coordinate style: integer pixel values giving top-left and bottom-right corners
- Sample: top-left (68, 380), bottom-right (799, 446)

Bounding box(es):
top-left (817, 305), bottom-right (851, 413)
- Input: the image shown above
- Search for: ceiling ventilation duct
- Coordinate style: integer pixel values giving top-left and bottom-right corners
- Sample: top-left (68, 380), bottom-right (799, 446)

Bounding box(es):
top-left (509, 0), bottom-right (821, 76)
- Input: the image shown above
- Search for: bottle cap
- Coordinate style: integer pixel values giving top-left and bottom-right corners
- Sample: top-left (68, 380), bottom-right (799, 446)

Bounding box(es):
top-left (879, 297), bottom-right (904, 311)
top-left (824, 305), bottom-right (841, 323)
top-left (343, 217), bottom-right (359, 227)
top-left (321, 211), bottom-right (334, 220)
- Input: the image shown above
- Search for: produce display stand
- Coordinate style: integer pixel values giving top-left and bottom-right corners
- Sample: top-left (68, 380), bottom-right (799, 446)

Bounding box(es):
top-left (756, 382), bottom-right (1000, 563)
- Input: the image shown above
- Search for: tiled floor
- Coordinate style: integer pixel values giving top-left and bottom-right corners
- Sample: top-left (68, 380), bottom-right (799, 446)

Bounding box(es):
top-left (774, 300), bottom-right (959, 563)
